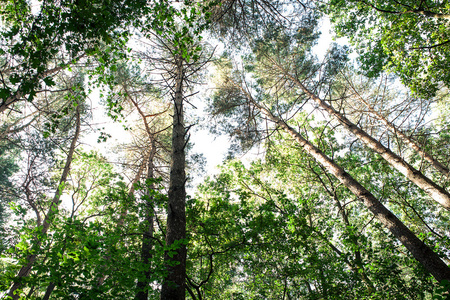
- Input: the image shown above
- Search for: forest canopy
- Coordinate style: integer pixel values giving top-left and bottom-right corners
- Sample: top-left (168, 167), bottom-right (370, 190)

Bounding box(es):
top-left (0, 0), bottom-right (449, 299)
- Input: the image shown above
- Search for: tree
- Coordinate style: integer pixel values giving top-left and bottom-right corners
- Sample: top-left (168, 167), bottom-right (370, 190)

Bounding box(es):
top-left (206, 50), bottom-right (450, 284)
top-left (105, 62), bottom-right (173, 299)
top-left (247, 29), bottom-right (450, 211)
top-left (321, 0), bottom-right (450, 96)
top-left (189, 139), bottom-right (437, 298)
top-left (2, 0), bottom-right (450, 298)
top-left (135, 3), bottom-right (216, 296)
top-left (0, 0), bottom-right (151, 114)
top-left (6, 95), bottom-right (82, 299)
top-left (156, 39), bottom-right (195, 300)
top-left (335, 70), bottom-right (449, 178)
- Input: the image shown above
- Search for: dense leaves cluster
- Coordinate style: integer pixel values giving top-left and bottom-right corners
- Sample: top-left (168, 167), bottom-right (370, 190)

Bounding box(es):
top-left (322, 0), bottom-right (450, 96)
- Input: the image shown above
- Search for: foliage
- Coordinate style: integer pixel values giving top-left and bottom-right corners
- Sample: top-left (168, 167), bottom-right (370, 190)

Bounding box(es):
top-left (322, 0), bottom-right (450, 96)
top-left (1, 0), bottom-right (450, 299)
top-left (0, 138), bottom-right (20, 252)
top-left (0, 152), bottom-right (171, 299)
top-left (189, 140), bottom-right (438, 298)
top-left (0, 0), bottom-right (148, 111)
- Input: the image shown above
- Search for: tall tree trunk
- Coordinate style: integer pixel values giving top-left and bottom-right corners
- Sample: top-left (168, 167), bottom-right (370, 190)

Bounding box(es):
top-left (160, 57), bottom-right (187, 300)
top-left (7, 103), bottom-right (81, 300)
top-left (344, 76), bottom-right (449, 178)
top-left (239, 85), bottom-right (450, 283)
top-left (42, 283), bottom-right (56, 300)
top-left (275, 64), bottom-right (450, 210)
top-left (135, 139), bottom-right (157, 300)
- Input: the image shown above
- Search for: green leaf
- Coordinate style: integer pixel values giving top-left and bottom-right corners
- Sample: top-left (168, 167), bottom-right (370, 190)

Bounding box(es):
top-left (43, 77), bottom-right (56, 86)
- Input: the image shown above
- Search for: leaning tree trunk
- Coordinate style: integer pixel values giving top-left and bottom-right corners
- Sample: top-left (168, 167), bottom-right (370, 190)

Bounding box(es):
top-left (160, 56), bottom-right (187, 300)
top-left (7, 103), bottom-right (81, 300)
top-left (238, 84), bottom-right (450, 283)
top-left (135, 139), bottom-right (157, 300)
top-left (345, 79), bottom-right (450, 178)
top-left (275, 63), bottom-right (450, 210)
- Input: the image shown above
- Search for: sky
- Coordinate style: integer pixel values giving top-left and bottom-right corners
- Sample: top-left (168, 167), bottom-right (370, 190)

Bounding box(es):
top-left (190, 17), bottom-right (346, 176)
top-left (80, 16), bottom-right (348, 189)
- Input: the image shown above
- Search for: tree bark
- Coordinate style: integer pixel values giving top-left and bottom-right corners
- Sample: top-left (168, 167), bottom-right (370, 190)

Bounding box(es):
top-left (160, 56), bottom-right (187, 300)
top-left (240, 86), bottom-right (450, 283)
top-left (42, 282), bottom-right (56, 300)
top-left (135, 139), bottom-right (157, 300)
top-left (7, 103), bottom-right (81, 300)
top-left (345, 77), bottom-right (449, 178)
top-left (277, 65), bottom-right (450, 210)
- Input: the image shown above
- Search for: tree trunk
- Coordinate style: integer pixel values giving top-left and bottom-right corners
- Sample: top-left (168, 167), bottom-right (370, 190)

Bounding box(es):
top-left (7, 103), bottom-right (81, 300)
top-left (135, 139), bottom-right (157, 300)
top-left (96, 149), bottom-right (151, 287)
top-left (279, 66), bottom-right (450, 210)
top-left (345, 77), bottom-right (449, 178)
top-left (311, 167), bottom-right (375, 293)
top-left (160, 57), bottom-right (187, 300)
top-left (242, 87), bottom-right (450, 283)
top-left (42, 282), bottom-right (56, 300)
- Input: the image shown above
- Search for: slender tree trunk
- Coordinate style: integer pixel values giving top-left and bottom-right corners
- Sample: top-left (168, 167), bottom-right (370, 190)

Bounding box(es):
top-left (135, 139), bottom-right (157, 300)
top-left (345, 77), bottom-right (449, 178)
top-left (311, 167), bottom-right (375, 292)
top-left (307, 215), bottom-right (329, 299)
top-left (277, 65), bottom-right (450, 210)
top-left (314, 228), bottom-right (375, 292)
top-left (160, 57), bottom-right (187, 300)
top-left (42, 283), bottom-right (56, 300)
top-left (242, 88), bottom-right (450, 282)
top-left (335, 197), bottom-right (374, 292)
top-left (96, 150), bottom-right (151, 286)
top-left (7, 104), bottom-right (81, 300)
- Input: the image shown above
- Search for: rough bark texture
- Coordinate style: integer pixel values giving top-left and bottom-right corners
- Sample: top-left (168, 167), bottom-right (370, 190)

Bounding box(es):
top-left (246, 91), bottom-right (450, 283)
top-left (135, 139), bottom-right (157, 300)
top-left (160, 58), bottom-right (187, 300)
top-left (7, 104), bottom-right (81, 300)
top-left (282, 70), bottom-right (450, 210)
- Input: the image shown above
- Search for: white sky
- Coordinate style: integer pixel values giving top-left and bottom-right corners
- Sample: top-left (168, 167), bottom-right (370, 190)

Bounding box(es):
top-left (80, 16), bottom-right (347, 188)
